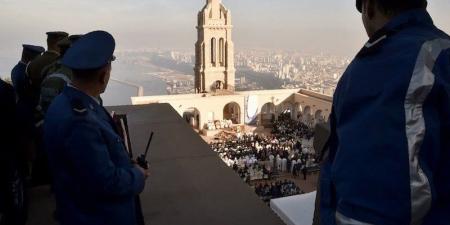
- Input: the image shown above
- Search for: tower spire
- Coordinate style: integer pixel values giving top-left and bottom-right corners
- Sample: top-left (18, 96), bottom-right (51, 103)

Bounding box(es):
top-left (207, 0), bottom-right (221, 4)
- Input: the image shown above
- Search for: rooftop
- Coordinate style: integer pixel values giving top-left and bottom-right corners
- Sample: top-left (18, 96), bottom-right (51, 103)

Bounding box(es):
top-left (28, 103), bottom-right (285, 225)
top-left (131, 88), bottom-right (332, 104)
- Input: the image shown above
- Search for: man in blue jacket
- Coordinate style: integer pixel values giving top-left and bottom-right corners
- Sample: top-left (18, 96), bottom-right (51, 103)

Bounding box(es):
top-left (44, 31), bottom-right (149, 225)
top-left (320, 0), bottom-right (450, 224)
top-left (11, 45), bottom-right (45, 102)
top-left (10, 45), bottom-right (46, 191)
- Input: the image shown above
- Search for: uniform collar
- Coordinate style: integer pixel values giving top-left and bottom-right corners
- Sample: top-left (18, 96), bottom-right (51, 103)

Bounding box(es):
top-left (65, 86), bottom-right (116, 130)
top-left (64, 85), bottom-right (105, 118)
top-left (67, 84), bottom-right (101, 105)
top-left (19, 61), bottom-right (27, 66)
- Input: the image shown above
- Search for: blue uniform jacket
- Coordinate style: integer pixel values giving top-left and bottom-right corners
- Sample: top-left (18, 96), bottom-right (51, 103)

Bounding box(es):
top-left (11, 62), bottom-right (36, 141)
top-left (321, 10), bottom-right (450, 225)
top-left (11, 61), bottom-right (28, 100)
top-left (44, 86), bottom-right (145, 225)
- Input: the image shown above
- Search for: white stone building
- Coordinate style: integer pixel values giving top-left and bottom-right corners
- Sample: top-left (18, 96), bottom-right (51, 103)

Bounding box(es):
top-left (132, 0), bottom-right (332, 132)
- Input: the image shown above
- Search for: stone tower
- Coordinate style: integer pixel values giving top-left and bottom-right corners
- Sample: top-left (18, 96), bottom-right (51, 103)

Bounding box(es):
top-left (195, 0), bottom-right (235, 93)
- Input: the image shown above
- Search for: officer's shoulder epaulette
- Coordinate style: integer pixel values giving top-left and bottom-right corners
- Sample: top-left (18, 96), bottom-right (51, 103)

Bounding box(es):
top-left (71, 98), bottom-right (88, 116)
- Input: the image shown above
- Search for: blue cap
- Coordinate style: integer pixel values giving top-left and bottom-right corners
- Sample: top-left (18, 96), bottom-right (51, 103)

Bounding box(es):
top-left (22, 44), bottom-right (45, 54)
top-left (61, 30), bottom-right (116, 70)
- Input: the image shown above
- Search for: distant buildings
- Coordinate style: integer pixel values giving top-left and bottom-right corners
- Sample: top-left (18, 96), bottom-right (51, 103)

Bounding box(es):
top-left (234, 50), bottom-right (350, 95)
top-left (131, 0), bottom-right (333, 133)
top-left (114, 48), bottom-right (348, 96)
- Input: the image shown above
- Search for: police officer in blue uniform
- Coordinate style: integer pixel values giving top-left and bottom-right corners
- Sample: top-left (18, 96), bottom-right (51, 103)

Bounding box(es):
top-left (320, 0), bottom-right (450, 224)
top-left (10, 45), bottom-right (45, 178)
top-left (10, 45), bottom-right (46, 187)
top-left (44, 31), bottom-right (149, 225)
top-left (11, 45), bottom-right (45, 101)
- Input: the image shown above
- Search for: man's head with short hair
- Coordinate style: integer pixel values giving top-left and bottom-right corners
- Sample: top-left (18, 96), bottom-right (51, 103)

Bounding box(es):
top-left (72, 63), bottom-right (112, 94)
top-left (357, 0), bottom-right (428, 37)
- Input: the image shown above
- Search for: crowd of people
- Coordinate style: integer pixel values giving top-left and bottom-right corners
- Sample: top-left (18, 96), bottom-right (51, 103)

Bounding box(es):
top-left (254, 180), bottom-right (304, 202)
top-left (204, 119), bottom-right (234, 130)
top-left (210, 113), bottom-right (318, 201)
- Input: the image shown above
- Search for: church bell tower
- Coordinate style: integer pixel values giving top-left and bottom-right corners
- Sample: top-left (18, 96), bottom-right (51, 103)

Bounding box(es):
top-left (194, 0), bottom-right (236, 93)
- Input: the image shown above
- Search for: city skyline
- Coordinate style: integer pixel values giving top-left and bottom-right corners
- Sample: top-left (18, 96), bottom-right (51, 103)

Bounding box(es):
top-left (1, 0), bottom-right (450, 59)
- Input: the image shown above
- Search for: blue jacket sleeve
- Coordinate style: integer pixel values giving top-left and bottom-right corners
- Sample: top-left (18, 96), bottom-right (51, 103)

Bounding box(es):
top-left (64, 119), bottom-right (145, 198)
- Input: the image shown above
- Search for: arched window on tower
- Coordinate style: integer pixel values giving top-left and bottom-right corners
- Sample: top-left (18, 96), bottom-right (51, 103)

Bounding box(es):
top-left (211, 38), bottom-right (216, 66)
top-left (219, 38), bottom-right (225, 66)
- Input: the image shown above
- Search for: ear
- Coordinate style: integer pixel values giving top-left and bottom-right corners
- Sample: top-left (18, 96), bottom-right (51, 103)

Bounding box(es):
top-left (98, 68), bottom-right (107, 85)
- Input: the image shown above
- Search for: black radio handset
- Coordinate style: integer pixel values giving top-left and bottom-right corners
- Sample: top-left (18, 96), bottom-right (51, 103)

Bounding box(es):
top-left (137, 132), bottom-right (154, 169)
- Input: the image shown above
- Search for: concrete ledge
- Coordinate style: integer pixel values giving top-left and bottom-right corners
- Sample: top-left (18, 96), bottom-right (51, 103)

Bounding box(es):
top-left (28, 103), bottom-right (285, 225)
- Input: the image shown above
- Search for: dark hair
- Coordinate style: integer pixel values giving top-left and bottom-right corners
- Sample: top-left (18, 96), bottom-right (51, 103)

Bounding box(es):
top-left (72, 62), bottom-right (111, 83)
top-left (376, 0), bottom-right (427, 14)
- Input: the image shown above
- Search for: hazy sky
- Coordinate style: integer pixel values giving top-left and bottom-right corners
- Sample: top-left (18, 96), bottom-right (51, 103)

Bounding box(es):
top-left (1, 0), bottom-right (450, 59)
